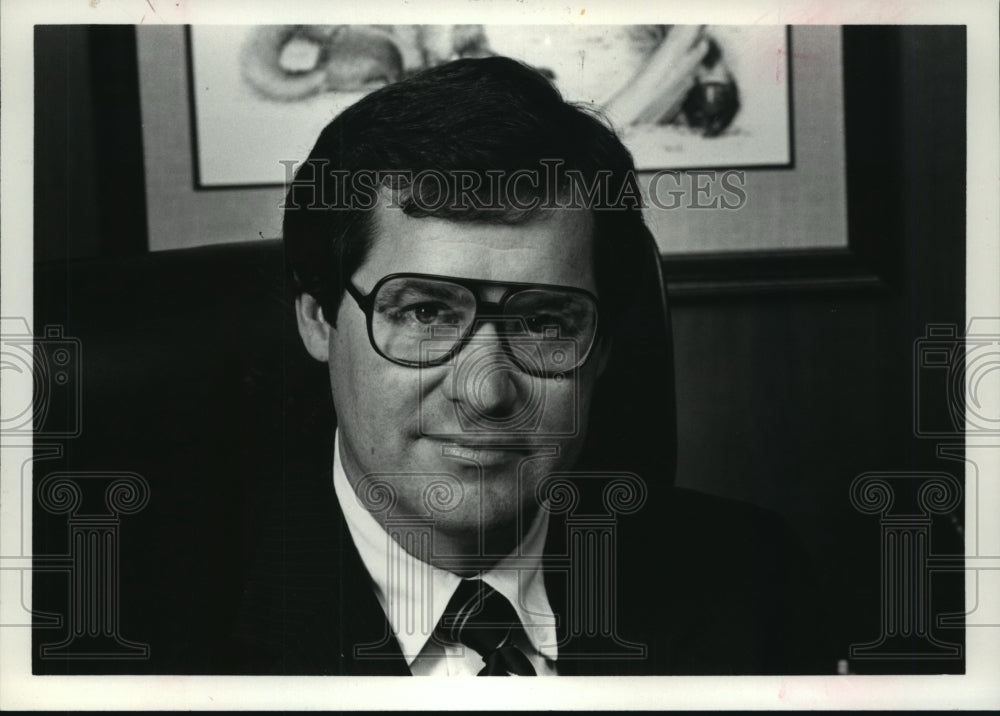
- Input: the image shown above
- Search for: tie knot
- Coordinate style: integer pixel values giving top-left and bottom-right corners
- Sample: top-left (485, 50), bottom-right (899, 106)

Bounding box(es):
top-left (440, 580), bottom-right (516, 652)
top-left (438, 579), bottom-right (536, 676)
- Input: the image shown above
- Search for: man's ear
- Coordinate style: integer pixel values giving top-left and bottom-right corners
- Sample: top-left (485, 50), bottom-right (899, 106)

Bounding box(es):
top-left (295, 293), bottom-right (332, 362)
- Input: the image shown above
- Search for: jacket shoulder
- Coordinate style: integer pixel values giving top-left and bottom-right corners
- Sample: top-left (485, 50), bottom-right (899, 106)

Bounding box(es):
top-left (635, 487), bottom-right (836, 674)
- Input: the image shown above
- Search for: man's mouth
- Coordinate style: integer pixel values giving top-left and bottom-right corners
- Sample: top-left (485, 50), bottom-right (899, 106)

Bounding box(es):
top-left (424, 437), bottom-right (546, 467)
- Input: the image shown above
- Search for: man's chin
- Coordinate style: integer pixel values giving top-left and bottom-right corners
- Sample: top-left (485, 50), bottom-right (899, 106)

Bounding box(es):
top-left (426, 505), bottom-right (539, 569)
top-left (383, 437), bottom-right (560, 564)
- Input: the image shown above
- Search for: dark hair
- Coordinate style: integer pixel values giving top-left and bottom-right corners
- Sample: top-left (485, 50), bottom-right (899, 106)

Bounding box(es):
top-left (283, 56), bottom-right (650, 325)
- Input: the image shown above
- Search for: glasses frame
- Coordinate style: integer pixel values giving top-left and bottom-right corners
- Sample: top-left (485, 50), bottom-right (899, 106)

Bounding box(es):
top-left (343, 272), bottom-right (602, 373)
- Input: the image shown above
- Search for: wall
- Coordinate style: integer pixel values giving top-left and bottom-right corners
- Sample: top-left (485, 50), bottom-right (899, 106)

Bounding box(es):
top-left (34, 26), bottom-right (147, 263)
top-left (136, 27), bottom-right (285, 251)
top-left (669, 26), bottom-right (966, 668)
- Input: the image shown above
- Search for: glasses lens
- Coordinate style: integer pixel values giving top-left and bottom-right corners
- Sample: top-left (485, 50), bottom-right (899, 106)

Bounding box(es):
top-left (371, 277), bottom-right (476, 363)
top-left (503, 289), bottom-right (598, 372)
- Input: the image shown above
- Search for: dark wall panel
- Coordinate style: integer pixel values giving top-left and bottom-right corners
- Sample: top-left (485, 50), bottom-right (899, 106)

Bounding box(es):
top-left (34, 25), bottom-right (148, 263)
top-left (670, 26), bottom-right (966, 669)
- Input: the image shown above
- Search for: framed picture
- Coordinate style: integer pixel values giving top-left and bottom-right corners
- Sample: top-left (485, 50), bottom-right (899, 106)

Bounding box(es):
top-left (659, 27), bottom-right (902, 297)
top-left (138, 25), bottom-right (878, 298)
top-left (187, 24), bottom-right (792, 188)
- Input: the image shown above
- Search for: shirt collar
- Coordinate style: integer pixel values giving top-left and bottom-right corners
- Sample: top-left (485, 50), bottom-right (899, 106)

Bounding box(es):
top-left (332, 432), bottom-right (558, 665)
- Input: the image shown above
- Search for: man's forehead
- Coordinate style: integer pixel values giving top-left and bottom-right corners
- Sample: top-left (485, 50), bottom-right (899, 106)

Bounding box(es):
top-left (359, 194), bottom-right (597, 291)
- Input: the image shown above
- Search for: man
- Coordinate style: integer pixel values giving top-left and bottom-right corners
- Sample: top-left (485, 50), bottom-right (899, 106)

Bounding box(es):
top-left (235, 57), bottom-right (832, 676)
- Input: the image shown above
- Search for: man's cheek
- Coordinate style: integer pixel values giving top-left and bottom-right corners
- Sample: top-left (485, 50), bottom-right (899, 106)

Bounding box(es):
top-left (537, 376), bottom-right (584, 435)
top-left (355, 364), bottom-right (423, 433)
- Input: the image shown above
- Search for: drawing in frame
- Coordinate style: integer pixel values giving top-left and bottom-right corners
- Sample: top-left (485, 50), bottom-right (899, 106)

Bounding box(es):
top-left (186, 24), bottom-right (793, 188)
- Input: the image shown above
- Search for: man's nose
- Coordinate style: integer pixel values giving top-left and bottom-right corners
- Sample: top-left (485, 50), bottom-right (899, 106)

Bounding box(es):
top-left (448, 321), bottom-right (524, 420)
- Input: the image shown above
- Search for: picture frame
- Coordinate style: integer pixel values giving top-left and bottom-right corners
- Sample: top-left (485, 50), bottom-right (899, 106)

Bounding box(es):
top-left (662, 27), bottom-right (904, 298)
top-left (136, 25), bottom-right (894, 299)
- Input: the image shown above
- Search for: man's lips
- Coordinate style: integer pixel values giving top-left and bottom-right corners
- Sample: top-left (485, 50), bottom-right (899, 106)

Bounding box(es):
top-left (434, 444), bottom-right (530, 467)
top-left (418, 436), bottom-right (547, 467)
top-left (423, 436), bottom-right (540, 449)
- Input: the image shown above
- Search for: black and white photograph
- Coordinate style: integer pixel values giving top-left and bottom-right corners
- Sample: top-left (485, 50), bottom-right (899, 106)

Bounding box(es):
top-left (1, 0), bottom-right (998, 710)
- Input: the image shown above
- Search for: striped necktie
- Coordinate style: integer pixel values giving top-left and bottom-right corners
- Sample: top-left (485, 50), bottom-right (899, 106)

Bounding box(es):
top-left (437, 579), bottom-right (537, 676)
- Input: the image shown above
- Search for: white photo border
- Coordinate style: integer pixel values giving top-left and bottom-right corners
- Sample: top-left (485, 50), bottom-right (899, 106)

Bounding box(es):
top-left (2, 0), bottom-right (998, 710)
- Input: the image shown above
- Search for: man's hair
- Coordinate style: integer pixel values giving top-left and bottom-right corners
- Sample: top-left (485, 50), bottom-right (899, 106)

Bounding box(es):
top-left (283, 56), bottom-right (651, 325)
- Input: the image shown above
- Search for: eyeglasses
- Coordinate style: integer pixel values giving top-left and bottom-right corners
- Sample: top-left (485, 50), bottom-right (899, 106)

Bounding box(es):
top-left (344, 273), bottom-right (601, 376)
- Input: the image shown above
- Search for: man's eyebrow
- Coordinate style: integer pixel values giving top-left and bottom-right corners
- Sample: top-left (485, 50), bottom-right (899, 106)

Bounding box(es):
top-left (375, 280), bottom-right (466, 305)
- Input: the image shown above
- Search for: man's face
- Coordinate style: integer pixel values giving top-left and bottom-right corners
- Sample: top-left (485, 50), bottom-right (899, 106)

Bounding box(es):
top-left (299, 197), bottom-right (605, 561)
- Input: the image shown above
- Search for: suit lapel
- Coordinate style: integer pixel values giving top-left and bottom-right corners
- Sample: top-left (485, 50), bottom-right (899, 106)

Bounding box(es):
top-left (300, 473), bottom-right (410, 675)
top-left (239, 467), bottom-right (409, 675)
top-left (541, 509), bottom-right (591, 676)
top-left (332, 506), bottom-right (410, 675)
top-left (540, 500), bottom-right (658, 676)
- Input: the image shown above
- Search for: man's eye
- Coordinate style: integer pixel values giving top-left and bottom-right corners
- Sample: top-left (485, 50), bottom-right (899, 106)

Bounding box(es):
top-left (398, 302), bottom-right (458, 325)
top-left (525, 314), bottom-right (571, 334)
top-left (411, 303), bottom-right (441, 324)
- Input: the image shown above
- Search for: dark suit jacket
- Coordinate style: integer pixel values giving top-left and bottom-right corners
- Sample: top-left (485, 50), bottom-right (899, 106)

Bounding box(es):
top-left (230, 469), bottom-right (835, 676)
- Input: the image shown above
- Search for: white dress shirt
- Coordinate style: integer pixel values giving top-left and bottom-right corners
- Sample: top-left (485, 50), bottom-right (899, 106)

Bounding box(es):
top-left (332, 433), bottom-right (559, 675)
